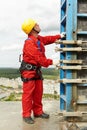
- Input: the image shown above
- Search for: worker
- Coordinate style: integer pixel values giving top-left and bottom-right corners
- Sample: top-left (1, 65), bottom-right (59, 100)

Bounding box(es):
top-left (20, 18), bottom-right (65, 124)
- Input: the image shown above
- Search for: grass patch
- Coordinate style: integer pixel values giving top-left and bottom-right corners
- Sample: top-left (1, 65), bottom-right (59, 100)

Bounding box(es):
top-left (43, 75), bottom-right (58, 80)
top-left (0, 93), bottom-right (59, 101)
top-left (0, 92), bottom-right (22, 101)
top-left (0, 85), bottom-right (13, 89)
top-left (0, 67), bottom-right (59, 80)
top-left (43, 94), bottom-right (59, 100)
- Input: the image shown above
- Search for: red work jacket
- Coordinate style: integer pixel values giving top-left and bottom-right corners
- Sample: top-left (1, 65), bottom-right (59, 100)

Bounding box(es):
top-left (23, 34), bottom-right (61, 67)
top-left (22, 34), bottom-right (61, 78)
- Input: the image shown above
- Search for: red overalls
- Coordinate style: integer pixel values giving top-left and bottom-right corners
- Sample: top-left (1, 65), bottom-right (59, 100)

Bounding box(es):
top-left (21, 34), bottom-right (61, 117)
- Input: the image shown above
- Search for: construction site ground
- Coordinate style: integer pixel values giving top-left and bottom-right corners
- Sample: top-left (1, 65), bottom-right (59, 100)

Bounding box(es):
top-left (0, 100), bottom-right (87, 130)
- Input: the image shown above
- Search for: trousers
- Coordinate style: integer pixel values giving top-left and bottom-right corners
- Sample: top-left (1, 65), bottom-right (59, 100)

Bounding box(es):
top-left (22, 79), bottom-right (43, 117)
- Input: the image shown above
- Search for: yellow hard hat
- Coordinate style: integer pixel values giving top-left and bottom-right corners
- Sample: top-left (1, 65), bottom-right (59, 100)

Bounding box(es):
top-left (21, 18), bottom-right (36, 34)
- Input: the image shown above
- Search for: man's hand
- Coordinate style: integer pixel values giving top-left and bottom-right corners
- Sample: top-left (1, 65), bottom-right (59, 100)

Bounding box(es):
top-left (60, 32), bottom-right (66, 39)
top-left (53, 59), bottom-right (60, 66)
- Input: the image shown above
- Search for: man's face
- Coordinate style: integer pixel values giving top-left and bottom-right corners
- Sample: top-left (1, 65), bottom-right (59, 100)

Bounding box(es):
top-left (34, 23), bottom-right (41, 33)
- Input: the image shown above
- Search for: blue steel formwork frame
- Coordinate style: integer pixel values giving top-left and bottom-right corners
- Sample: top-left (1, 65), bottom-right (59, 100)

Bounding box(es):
top-left (76, 0), bottom-right (87, 107)
top-left (60, 0), bottom-right (76, 111)
top-left (60, 0), bottom-right (87, 112)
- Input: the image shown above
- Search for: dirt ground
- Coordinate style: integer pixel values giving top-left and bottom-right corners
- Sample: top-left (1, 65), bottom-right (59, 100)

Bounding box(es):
top-left (0, 100), bottom-right (87, 130)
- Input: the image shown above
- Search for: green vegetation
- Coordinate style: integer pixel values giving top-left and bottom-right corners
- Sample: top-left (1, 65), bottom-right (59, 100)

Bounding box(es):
top-left (0, 67), bottom-right (60, 101)
top-left (42, 68), bottom-right (59, 80)
top-left (43, 93), bottom-right (59, 100)
top-left (0, 85), bottom-right (13, 90)
top-left (0, 92), bottom-right (22, 101)
top-left (0, 67), bottom-right (59, 80)
top-left (0, 68), bottom-right (20, 79)
top-left (0, 93), bottom-right (59, 101)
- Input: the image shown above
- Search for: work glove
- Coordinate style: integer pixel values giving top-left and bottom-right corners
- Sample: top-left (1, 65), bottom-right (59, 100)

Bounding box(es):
top-left (60, 32), bottom-right (66, 39)
top-left (54, 46), bottom-right (59, 52)
top-left (52, 59), bottom-right (60, 66)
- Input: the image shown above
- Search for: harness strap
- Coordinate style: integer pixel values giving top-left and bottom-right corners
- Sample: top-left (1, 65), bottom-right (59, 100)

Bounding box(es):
top-left (19, 61), bottom-right (43, 82)
top-left (21, 76), bottom-right (43, 82)
top-left (19, 38), bottom-right (43, 82)
top-left (26, 38), bottom-right (41, 51)
top-left (37, 40), bottom-right (41, 51)
top-left (19, 38), bottom-right (41, 63)
top-left (19, 61), bottom-right (37, 72)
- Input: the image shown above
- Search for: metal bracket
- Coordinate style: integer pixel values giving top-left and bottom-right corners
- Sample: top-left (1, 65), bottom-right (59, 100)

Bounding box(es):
top-left (55, 47), bottom-right (87, 52)
top-left (55, 40), bottom-right (87, 45)
top-left (58, 111), bottom-right (82, 117)
top-left (58, 65), bottom-right (87, 70)
top-left (60, 60), bottom-right (83, 64)
top-left (58, 111), bottom-right (87, 122)
top-left (57, 79), bottom-right (87, 83)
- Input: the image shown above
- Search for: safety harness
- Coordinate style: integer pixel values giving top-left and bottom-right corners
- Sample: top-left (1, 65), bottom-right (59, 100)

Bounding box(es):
top-left (19, 60), bottom-right (37, 72)
top-left (19, 38), bottom-right (43, 82)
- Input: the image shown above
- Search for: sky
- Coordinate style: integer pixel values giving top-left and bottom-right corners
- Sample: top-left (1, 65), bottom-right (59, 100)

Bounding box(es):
top-left (0, 0), bottom-right (60, 68)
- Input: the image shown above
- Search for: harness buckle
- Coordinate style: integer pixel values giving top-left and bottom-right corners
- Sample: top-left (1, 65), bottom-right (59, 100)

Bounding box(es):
top-left (19, 60), bottom-right (38, 72)
top-left (25, 64), bottom-right (32, 70)
top-left (33, 66), bottom-right (37, 70)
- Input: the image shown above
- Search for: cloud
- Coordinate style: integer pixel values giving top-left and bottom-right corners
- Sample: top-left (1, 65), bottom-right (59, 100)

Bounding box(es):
top-left (0, 44), bottom-right (22, 51)
top-left (0, 0), bottom-right (60, 67)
